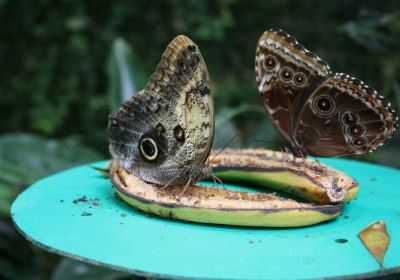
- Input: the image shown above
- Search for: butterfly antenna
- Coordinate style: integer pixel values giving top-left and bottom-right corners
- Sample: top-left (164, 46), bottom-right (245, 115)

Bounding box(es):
top-left (263, 125), bottom-right (283, 144)
top-left (208, 131), bottom-right (241, 163)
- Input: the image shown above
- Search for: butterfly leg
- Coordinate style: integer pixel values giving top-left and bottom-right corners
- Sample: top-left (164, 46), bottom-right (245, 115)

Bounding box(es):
top-left (283, 147), bottom-right (293, 165)
top-left (301, 156), bottom-right (307, 173)
top-left (211, 173), bottom-right (225, 189)
top-left (313, 159), bottom-right (325, 172)
top-left (212, 173), bottom-right (218, 188)
top-left (280, 147), bottom-right (287, 167)
top-left (177, 178), bottom-right (193, 201)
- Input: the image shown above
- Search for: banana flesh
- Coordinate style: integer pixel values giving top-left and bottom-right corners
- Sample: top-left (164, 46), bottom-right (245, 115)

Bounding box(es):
top-left (209, 149), bottom-right (358, 204)
top-left (110, 158), bottom-right (344, 227)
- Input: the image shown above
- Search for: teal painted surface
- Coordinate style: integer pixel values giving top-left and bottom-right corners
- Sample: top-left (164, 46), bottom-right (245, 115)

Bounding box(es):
top-left (11, 159), bottom-right (400, 279)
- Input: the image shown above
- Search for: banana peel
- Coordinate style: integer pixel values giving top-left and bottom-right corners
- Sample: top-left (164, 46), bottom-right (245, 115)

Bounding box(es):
top-left (109, 148), bottom-right (359, 227)
top-left (209, 149), bottom-right (358, 204)
top-left (108, 148), bottom-right (358, 227)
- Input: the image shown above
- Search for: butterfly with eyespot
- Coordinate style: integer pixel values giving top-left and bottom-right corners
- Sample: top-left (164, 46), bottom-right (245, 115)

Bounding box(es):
top-left (108, 35), bottom-right (214, 187)
top-left (255, 28), bottom-right (398, 158)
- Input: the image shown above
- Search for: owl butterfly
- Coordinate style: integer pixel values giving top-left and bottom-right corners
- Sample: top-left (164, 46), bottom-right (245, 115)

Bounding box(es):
top-left (255, 28), bottom-right (398, 158)
top-left (109, 35), bottom-right (214, 187)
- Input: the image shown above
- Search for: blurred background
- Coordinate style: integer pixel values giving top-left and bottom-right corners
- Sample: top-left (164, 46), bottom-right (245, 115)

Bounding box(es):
top-left (1, 0), bottom-right (400, 279)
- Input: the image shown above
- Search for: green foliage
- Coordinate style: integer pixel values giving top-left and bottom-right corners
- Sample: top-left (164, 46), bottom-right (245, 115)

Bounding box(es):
top-left (1, 0), bottom-right (400, 279)
top-left (0, 134), bottom-right (102, 214)
top-left (0, 134), bottom-right (125, 279)
top-left (107, 38), bottom-right (148, 112)
top-left (1, 0), bottom-right (399, 163)
top-left (51, 259), bottom-right (131, 280)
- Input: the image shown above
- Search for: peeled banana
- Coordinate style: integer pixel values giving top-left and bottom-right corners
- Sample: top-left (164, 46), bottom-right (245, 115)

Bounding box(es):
top-left (209, 149), bottom-right (358, 204)
top-left (109, 148), bottom-right (358, 227)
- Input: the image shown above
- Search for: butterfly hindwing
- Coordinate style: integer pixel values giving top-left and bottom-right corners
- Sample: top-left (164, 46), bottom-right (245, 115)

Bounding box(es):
top-left (109, 35), bottom-right (214, 185)
top-left (296, 73), bottom-right (398, 157)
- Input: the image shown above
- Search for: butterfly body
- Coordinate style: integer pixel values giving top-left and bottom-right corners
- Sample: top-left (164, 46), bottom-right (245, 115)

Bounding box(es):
top-left (109, 36), bottom-right (214, 186)
top-left (256, 29), bottom-right (398, 157)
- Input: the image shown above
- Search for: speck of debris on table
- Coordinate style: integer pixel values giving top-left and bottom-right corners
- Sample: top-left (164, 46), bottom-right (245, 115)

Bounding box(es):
top-left (73, 196), bottom-right (101, 206)
top-left (81, 211), bottom-right (92, 217)
top-left (73, 196), bottom-right (88, 204)
top-left (335, 238), bottom-right (348, 244)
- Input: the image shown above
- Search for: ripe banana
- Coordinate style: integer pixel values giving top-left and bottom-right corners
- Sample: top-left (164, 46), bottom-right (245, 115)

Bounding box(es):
top-left (110, 156), bottom-right (346, 227)
top-left (209, 149), bottom-right (358, 204)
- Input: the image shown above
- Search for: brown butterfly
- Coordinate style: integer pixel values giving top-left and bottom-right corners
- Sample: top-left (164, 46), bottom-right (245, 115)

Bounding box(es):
top-left (108, 35), bottom-right (214, 187)
top-left (255, 28), bottom-right (398, 158)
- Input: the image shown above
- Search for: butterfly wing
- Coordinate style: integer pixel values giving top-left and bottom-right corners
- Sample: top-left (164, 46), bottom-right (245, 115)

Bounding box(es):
top-left (145, 35), bottom-right (214, 166)
top-left (109, 35), bottom-right (214, 185)
top-left (295, 73), bottom-right (398, 157)
top-left (255, 29), bottom-right (331, 149)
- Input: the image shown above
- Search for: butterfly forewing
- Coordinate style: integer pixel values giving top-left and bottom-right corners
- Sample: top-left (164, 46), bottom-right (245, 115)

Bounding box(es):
top-left (146, 35), bottom-right (214, 166)
top-left (255, 29), bottom-right (331, 148)
top-left (109, 35), bottom-right (214, 185)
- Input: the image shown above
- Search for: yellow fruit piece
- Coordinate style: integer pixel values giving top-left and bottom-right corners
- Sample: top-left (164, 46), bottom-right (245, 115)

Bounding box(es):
top-left (111, 160), bottom-right (342, 227)
top-left (359, 221), bottom-right (391, 266)
top-left (210, 148), bottom-right (359, 204)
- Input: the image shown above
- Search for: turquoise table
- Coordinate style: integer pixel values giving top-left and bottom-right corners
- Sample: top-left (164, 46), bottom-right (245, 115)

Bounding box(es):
top-left (11, 159), bottom-right (400, 279)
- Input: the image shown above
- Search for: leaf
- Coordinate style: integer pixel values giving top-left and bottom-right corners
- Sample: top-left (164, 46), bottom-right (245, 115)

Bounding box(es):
top-left (0, 220), bottom-right (43, 280)
top-left (359, 221), bottom-right (390, 266)
top-left (107, 38), bottom-right (147, 112)
top-left (213, 105), bottom-right (264, 148)
top-left (0, 133), bottom-right (103, 218)
top-left (374, 133), bottom-right (400, 168)
top-left (51, 259), bottom-right (130, 280)
top-left (215, 104), bottom-right (264, 128)
top-left (339, 12), bottom-right (400, 52)
top-left (91, 166), bottom-right (110, 177)
top-left (213, 120), bottom-right (242, 149)
top-left (0, 182), bottom-right (14, 218)
top-left (0, 133), bottom-right (102, 183)
top-left (393, 82), bottom-right (400, 109)
top-left (246, 119), bottom-right (284, 150)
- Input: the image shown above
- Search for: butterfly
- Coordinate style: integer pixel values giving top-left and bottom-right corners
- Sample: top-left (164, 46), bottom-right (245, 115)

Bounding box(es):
top-left (108, 35), bottom-right (214, 187)
top-left (255, 28), bottom-right (398, 158)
